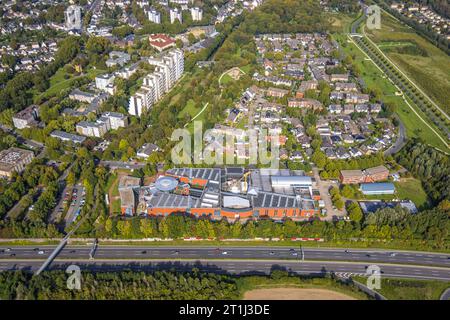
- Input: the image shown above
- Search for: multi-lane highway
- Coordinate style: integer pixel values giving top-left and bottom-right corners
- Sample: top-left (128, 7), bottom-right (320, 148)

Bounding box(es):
top-left (1, 246), bottom-right (449, 267)
top-left (0, 259), bottom-right (449, 281)
top-left (1, 245), bottom-right (449, 281)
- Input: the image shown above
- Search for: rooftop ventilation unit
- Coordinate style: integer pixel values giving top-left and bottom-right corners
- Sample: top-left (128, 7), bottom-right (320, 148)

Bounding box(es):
top-left (154, 176), bottom-right (178, 192)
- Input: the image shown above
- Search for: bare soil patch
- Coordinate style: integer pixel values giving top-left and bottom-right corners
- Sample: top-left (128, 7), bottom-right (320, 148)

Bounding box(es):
top-left (243, 288), bottom-right (357, 300)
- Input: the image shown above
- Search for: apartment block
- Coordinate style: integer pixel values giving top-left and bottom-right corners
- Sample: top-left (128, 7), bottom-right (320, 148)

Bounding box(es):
top-left (0, 147), bottom-right (34, 178)
top-left (12, 105), bottom-right (39, 129)
top-left (191, 7), bottom-right (203, 21)
top-left (76, 121), bottom-right (108, 138)
top-left (95, 73), bottom-right (116, 92)
top-left (128, 49), bottom-right (184, 117)
top-left (169, 8), bottom-right (183, 24)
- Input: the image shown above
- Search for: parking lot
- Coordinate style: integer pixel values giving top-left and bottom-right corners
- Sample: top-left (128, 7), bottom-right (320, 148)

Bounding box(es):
top-left (63, 184), bottom-right (85, 227)
top-left (312, 167), bottom-right (347, 221)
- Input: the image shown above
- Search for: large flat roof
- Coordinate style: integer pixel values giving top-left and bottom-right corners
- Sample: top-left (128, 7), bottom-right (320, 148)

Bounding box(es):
top-left (364, 165), bottom-right (389, 176)
top-left (360, 182), bottom-right (395, 192)
top-left (340, 169), bottom-right (364, 178)
top-left (147, 192), bottom-right (201, 208)
top-left (167, 168), bottom-right (221, 183)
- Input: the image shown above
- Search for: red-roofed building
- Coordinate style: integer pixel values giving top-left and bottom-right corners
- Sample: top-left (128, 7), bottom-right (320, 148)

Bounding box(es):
top-left (149, 34), bottom-right (176, 52)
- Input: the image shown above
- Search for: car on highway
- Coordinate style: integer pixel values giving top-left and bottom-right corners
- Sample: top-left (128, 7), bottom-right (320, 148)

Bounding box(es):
top-left (141, 250), bottom-right (147, 254)
top-left (10, 253), bottom-right (15, 257)
top-left (173, 250), bottom-right (179, 255)
top-left (389, 252), bottom-right (397, 257)
top-left (38, 250), bottom-right (45, 255)
top-left (5, 248), bottom-right (11, 252)
top-left (269, 251), bottom-right (275, 256)
top-left (221, 251), bottom-right (229, 255)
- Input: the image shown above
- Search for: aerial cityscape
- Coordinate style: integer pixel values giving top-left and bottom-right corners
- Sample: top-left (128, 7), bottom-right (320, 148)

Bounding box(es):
top-left (0, 0), bottom-right (449, 305)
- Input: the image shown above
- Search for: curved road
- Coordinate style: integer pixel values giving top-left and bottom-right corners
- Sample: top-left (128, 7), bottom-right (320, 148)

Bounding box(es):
top-left (384, 115), bottom-right (406, 156)
top-left (440, 288), bottom-right (450, 300)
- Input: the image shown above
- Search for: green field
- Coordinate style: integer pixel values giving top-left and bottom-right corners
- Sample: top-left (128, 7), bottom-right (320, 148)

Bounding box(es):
top-left (35, 67), bottom-right (105, 101)
top-left (236, 116), bottom-right (247, 129)
top-left (178, 99), bottom-right (200, 119)
top-left (111, 199), bottom-right (121, 215)
top-left (395, 178), bottom-right (429, 209)
top-left (329, 13), bottom-right (358, 33)
top-left (375, 278), bottom-right (449, 300)
top-left (333, 32), bottom-right (449, 152)
top-left (240, 64), bottom-right (251, 74)
top-left (365, 11), bottom-right (450, 115)
top-left (219, 73), bottom-right (233, 84)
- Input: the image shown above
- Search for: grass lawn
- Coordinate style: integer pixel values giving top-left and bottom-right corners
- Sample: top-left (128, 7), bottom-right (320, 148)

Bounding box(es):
top-left (111, 199), bottom-right (121, 215)
top-left (105, 173), bottom-right (118, 195)
top-left (236, 116), bottom-right (247, 129)
top-left (219, 73), bottom-right (233, 84)
top-left (333, 33), bottom-right (449, 152)
top-left (329, 13), bottom-right (358, 33)
top-left (106, 173), bottom-right (120, 198)
top-left (395, 178), bottom-right (429, 209)
top-left (35, 67), bottom-right (105, 101)
top-left (365, 11), bottom-right (450, 115)
top-left (240, 64), bottom-right (252, 74)
top-left (373, 278), bottom-right (449, 300)
top-left (361, 194), bottom-right (396, 201)
top-left (177, 99), bottom-right (200, 119)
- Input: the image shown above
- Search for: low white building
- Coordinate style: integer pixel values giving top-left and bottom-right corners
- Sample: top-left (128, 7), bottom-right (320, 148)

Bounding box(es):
top-left (95, 73), bottom-right (115, 91)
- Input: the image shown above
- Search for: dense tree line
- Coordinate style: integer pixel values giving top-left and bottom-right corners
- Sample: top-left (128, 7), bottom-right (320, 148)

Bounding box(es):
top-left (0, 36), bottom-right (82, 111)
top-left (0, 160), bottom-right (60, 219)
top-left (395, 139), bottom-right (449, 204)
top-left (327, 0), bottom-right (360, 13)
top-left (93, 204), bottom-right (449, 248)
top-left (0, 270), bottom-right (240, 300)
top-left (240, 0), bottom-right (330, 34)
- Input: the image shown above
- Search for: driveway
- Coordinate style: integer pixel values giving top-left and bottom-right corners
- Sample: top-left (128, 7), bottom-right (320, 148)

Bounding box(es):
top-left (312, 167), bottom-right (346, 221)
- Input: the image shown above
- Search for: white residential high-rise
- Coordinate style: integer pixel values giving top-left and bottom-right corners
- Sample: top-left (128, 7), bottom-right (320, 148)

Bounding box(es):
top-left (128, 49), bottom-right (184, 117)
top-left (169, 8), bottom-right (183, 24)
top-left (190, 7), bottom-right (203, 21)
top-left (147, 8), bottom-right (161, 24)
top-left (65, 5), bottom-right (82, 31)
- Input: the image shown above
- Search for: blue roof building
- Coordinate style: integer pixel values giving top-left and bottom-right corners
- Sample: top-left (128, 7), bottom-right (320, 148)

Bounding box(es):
top-left (360, 182), bottom-right (395, 195)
